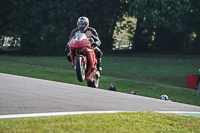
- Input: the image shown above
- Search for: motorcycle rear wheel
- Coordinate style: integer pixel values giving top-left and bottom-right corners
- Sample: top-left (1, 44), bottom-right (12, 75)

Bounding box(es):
top-left (87, 73), bottom-right (100, 88)
top-left (76, 56), bottom-right (85, 82)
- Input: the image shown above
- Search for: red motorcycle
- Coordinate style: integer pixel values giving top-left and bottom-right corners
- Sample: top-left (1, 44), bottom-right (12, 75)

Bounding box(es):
top-left (68, 33), bottom-right (100, 88)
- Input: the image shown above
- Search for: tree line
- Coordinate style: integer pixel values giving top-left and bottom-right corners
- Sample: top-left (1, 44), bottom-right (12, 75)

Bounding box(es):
top-left (0, 0), bottom-right (200, 55)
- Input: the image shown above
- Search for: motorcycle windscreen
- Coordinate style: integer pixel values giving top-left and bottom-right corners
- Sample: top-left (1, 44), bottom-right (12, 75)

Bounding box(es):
top-left (69, 33), bottom-right (90, 49)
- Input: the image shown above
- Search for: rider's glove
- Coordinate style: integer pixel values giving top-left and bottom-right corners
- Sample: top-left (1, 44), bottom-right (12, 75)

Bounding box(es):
top-left (91, 42), bottom-right (98, 47)
top-left (65, 42), bottom-right (69, 51)
top-left (65, 47), bottom-right (68, 51)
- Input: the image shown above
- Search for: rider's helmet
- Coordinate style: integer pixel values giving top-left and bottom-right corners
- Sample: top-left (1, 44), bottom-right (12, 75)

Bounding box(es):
top-left (77, 17), bottom-right (89, 32)
top-left (160, 95), bottom-right (168, 100)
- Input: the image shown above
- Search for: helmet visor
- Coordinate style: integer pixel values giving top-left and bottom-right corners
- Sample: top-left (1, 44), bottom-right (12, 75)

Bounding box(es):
top-left (78, 23), bottom-right (87, 31)
top-left (79, 27), bottom-right (85, 32)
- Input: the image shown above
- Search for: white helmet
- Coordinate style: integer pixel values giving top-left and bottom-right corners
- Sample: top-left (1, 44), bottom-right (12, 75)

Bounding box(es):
top-left (160, 95), bottom-right (169, 100)
top-left (77, 16), bottom-right (89, 32)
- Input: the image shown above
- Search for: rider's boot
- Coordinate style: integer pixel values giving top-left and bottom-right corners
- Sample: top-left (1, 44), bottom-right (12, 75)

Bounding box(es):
top-left (97, 58), bottom-right (102, 71)
top-left (94, 47), bottom-right (102, 71)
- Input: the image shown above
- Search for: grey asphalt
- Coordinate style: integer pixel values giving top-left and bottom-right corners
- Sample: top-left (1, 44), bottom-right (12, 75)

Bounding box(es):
top-left (0, 73), bottom-right (199, 115)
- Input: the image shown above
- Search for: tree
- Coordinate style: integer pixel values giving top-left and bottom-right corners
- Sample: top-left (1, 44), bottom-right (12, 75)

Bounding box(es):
top-left (0, 0), bottom-right (16, 39)
top-left (0, 0), bottom-right (126, 55)
top-left (121, 0), bottom-right (193, 53)
top-left (186, 0), bottom-right (200, 54)
top-left (72, 0), bottom-right (127, 50)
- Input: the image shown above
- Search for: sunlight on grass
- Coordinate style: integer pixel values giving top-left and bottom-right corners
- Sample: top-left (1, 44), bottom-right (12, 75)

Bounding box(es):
top-left (0, 112), bottom-right (200, 132)
top-left (0, 56), bottom-right (200, 106)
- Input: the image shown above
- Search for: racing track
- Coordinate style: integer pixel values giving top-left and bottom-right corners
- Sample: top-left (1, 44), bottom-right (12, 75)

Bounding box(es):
top-left (0, 73), bottom-right (200, 117)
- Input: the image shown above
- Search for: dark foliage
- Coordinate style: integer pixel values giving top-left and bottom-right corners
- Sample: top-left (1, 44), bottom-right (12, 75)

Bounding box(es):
top-left (1, 0), bottom-right (200, 55)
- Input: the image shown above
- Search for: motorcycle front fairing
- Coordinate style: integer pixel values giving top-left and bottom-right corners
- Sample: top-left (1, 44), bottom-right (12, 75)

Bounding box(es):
top-left (69, 33), bottom-right (90, 68)
top-left (69, 33), bottom-right (90, 49)
top-left (69, 39), bottom-right (90, 49)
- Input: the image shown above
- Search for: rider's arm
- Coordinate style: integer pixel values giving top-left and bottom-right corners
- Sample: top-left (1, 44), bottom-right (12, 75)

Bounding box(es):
top-left (69, 28), bottom-right (79, 41)
top-left (65, 28), bottom-right (79, 51)
top-left (89, 28), bottom-right (101, 47)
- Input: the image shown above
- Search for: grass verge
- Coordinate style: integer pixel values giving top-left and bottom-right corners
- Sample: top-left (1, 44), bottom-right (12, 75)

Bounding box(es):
top-left (0, 56), bottom-right (199, 106)
top-left (0, 112), bottom-right (200, 132)
top-left (0, 55), bottom-right (200, 132)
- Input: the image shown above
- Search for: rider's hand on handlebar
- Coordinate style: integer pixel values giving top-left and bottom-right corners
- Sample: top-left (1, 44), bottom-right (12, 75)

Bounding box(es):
top-left (65, 42), bottom-right (69, 51)
top-left (91, 42), bottom-right (98, 47)
top-left (65, 47), bottom-right (68, 51)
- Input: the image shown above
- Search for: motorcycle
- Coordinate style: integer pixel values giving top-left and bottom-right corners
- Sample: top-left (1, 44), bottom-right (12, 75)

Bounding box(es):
top-left (68, 33), bottom-right (100, 88)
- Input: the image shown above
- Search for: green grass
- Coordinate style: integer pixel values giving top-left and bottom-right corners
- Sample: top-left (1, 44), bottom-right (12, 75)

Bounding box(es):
top-left (0, 55), bottom-right (200, 106)
top-left (0, 55), bottom-right (200, 132)
top-left (0, 56), bottom-right (200, 105)
top-left (1, 112), bottom-right (200, 132)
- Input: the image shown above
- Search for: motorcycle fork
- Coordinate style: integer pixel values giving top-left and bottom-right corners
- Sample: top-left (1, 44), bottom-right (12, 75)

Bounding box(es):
top-left (74, 55), bottom-right (87, 70)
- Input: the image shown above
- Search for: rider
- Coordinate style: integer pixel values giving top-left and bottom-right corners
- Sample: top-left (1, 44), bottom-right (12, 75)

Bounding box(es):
top-left (65, 16), bottom-right (102, 71)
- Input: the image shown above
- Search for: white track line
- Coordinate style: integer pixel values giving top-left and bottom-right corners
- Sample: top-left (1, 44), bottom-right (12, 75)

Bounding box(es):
top-left (0, 111), bottom-right (124, 119)
top-left (0, 111), bottom-right (199, 119)
top-left (154, 111), bottom-right (200, 114)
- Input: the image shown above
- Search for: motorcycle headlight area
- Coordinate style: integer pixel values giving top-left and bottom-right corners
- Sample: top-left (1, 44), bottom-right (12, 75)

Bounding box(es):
top-left (75, 49), bottom-right (87, 55)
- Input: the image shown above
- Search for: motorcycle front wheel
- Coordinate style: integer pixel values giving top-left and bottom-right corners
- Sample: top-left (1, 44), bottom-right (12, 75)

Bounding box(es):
top-left (76, 56), bottom-right (85, 82)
